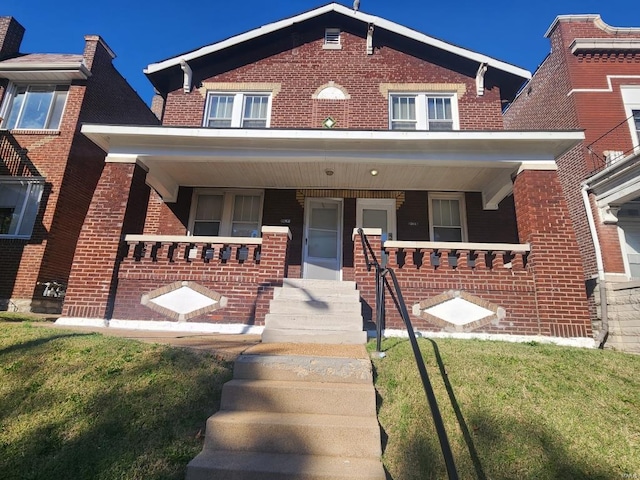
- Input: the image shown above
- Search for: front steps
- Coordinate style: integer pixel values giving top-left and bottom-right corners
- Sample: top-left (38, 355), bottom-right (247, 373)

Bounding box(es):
top-left (262, 279), bottom-right (367, 344)
top-left (186, 352), bottom-right (386, 480)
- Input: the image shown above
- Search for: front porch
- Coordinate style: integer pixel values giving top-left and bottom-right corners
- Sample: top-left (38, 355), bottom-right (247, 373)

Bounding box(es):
top-left (59, 125), bottom-right (593, 340)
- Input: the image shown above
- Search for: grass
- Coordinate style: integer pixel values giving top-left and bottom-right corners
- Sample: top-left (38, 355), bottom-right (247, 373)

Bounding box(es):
top-left (0, 322), bottom-right (232, 480)
top-left (0, 312), bottom-right (51, 322)
top-left (371, 337), bottom-right (640, 480)
top-left (2, 321), bottom-right (639, 479)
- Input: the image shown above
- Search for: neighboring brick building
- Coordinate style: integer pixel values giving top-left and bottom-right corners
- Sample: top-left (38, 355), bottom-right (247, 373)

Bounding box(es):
top-left (504, 15), bottom-right (640, 353)
top-left (0, 17), bottom-right (159, 313)
top-left (60, 4), bottom-right (592, 344)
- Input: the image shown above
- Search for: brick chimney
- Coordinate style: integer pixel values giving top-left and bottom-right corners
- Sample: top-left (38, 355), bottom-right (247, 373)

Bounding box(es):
top-left (0, 17), bottom-right (25, 59)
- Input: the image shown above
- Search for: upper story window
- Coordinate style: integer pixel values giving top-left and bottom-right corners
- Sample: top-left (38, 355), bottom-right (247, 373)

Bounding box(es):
top-left (634, 110), bottom-right (640, 138)
top-left (203, 93), bottom-right (271, 128)
top-left (1, 84), bottom-right (69, 130)
top-left (190, 189), bottom-right (263, 237)
top-left (390, 93), bottom-right (459, 131)
top-left (0, 178), bottom-right (44, 238)
top-left (428, 192), bottom-right (467, 242)
top-left (324, 28), bottom-right (341, 49)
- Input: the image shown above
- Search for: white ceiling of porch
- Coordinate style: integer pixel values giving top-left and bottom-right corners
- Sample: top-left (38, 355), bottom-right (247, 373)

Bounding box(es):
top-left (82, 125), bottom-right (584, 209)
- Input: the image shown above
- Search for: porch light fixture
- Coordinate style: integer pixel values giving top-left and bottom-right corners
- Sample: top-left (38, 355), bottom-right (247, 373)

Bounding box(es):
top-left (370, 169), bottom-right (378, 176)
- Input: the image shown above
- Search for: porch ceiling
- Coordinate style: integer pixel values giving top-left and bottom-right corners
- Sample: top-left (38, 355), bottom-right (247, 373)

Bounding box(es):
top-left (82, 125), bottom-right (584, 209)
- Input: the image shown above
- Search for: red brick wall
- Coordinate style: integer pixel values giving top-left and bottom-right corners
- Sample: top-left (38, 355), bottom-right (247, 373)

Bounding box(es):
top-left (63, 162), bottom-right (149, 319)
top-left (112, 232), bottom-right (290, 324)
top-left (1, 33), bottom-right (158, 311)
top-left (161, 28), bottom-right (504, 130)
top-left (512, 169), bottom-right (591, 336)
top-left (351, 170), bottom-right (591, 337)
top-left (504, 18), bottom-right (640, 281)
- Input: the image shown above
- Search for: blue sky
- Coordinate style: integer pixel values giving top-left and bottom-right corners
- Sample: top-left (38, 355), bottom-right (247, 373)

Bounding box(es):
top-left (3, 0), bottom-right (637, 105)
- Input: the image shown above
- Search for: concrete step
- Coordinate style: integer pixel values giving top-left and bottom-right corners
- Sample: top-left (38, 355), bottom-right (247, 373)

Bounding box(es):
top-left (273, 287), bottom-right (361, 301)
top-left (186, 451), bottom-right (386, 480)
top-left (233, 354), bottom-right (374, 384)
top-left (268, 299), bottom-right (362, 315)
top-left (262, 328), bottom-right (368, 344)
top-left (264, 313), bottom-right (363, 331)
top-left (283, 279), bottom-right (357, 291)
top-left (221, 379), bottom-right (377, 416)
top-left (203, 410), bottom-right (382, 458)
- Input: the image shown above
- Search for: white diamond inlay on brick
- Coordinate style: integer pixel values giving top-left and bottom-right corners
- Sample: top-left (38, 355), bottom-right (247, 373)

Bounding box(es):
top-left (424, 297), bottom-right (493, 326)
top-left (150, 286), bottom-right (218, 315)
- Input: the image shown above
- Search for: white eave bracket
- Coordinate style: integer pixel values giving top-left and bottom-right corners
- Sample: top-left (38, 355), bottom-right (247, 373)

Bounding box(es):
top-left (367, 23), bottom-right (375, 55)
top-left (476, 63), bottom-right (488, 97)
top-left (180, 59), bottom-right (192, 94)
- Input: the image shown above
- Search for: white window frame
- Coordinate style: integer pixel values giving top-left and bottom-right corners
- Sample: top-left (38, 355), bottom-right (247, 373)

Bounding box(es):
top-left (389, 93), bottom-right (459, 131)
top-left (621, 87), bottom-right (640, 153)
top-left (323, 28), bottom-right (342, 49)
top-left (0, 177), bottom-right (45, 239)
top-left (428, 192), bottom-right (467, 242)
top-left (188, 188), bottom-right (264, 237)
top-left (0, 82), bottom-right (69, 131)
top-left (202, 92), bottom-right (272, 128)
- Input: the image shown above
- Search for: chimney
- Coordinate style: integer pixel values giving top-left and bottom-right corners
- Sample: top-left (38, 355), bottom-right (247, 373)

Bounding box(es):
top-left (0, 17), bottom-right (25, 59)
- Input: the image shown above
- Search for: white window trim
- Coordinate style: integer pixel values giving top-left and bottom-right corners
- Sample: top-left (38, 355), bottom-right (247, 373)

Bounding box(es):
top-left (202, 92), bottom-right (272, 128)
top-left (428, 192), bottom-right (467, 242)
top-left (621, 87), bottom-right (640, 152)
top-left (188, 188), bottom-right (264, 237)
top-left (0, 177), bottom-right (45, 239)
top-left (323, 28), bottom-right (342, 50)
top-left (0, 82), bottom-right (69, 131)
top-left (388, 92), bottom-right (460, 131)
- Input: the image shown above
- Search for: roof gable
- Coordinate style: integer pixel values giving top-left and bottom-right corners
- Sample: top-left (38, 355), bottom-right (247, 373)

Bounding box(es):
top-left (145, 3), bottom-right (529, 97)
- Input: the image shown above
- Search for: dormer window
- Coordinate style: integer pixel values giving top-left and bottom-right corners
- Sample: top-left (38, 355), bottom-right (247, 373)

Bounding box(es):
top-left (1, 84), bottom-right (69, 130)
top-left (203, 92), bottom-right (271, 128)
top-left (324, 28), bottom-right (341, 49)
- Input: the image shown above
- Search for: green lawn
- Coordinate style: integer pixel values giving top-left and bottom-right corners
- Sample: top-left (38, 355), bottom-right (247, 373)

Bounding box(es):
top-left (372, 337), bottom-right (640, 480)
top-left (1, 322), bottom-right (639, 480)
top-left (0, 322), bottom-right (232, 480)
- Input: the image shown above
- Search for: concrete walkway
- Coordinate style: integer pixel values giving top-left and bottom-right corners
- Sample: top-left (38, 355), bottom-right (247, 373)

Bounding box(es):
top-left (33, 322), bottom-right (262, 360)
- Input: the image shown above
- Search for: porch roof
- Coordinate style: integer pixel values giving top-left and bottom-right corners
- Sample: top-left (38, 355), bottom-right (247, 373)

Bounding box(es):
top-left (82, 124), bottom-right (584, 209)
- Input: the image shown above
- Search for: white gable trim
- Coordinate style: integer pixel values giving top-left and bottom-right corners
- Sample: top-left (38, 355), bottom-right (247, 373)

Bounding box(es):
top-left (144, 3), bottom-right (530, 80)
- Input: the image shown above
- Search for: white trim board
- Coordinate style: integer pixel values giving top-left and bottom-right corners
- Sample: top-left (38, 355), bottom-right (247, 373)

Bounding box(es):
top-left (568, 75), bottom-right (640, 96)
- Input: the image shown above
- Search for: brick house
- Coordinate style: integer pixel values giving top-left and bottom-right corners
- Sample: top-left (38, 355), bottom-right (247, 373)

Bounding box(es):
top-left (0, 17), bottom-right (159, 314)
top-left (59, 3), bottom-right (593, 344)
top-left (504, 15), bottom-right (640, 353)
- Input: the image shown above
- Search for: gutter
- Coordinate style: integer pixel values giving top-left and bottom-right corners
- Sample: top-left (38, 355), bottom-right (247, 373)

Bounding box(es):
top-left (581, 183), bottom-right (609, 348)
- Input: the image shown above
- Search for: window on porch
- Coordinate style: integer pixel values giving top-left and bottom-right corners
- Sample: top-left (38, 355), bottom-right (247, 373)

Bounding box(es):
top-left (428, 192), bottom-right (467, 241)
top-left (0, 178), bottom-right (44, 238)
top-left (203, 93), bottom-right (270, 128)
top-left (190, 189), bottom-right (263, 237)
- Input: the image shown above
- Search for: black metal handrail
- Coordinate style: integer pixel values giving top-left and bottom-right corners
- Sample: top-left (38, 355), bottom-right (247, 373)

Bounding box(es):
top-left (357, 228), bottom-right (458, 480)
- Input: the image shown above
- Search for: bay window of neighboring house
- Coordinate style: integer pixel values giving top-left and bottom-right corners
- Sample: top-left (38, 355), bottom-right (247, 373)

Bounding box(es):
top-left (428, 192), bottom-right (467, 242)
top-left (190, 189), bottom-right (263, 237)
top-left (0, 84), bottom-right (69, 130)
top-left (0, 178), bottom-right (44, 238)
top-left (390, 93), bottom-right (459, 131)
top-left (203, 93), bottom-right (271, 128)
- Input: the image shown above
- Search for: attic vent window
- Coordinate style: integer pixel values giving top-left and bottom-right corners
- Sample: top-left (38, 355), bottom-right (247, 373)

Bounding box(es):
top-left (324, 28), bottom-right (341, 49)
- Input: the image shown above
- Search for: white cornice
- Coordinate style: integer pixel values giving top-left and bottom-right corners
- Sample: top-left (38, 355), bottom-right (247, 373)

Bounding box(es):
top-left (546, 14), bottom-right (640, 39)
top-left (144, 3), bottom-right (529, 80)
top-left (571, 38), bottom-right (640, 54)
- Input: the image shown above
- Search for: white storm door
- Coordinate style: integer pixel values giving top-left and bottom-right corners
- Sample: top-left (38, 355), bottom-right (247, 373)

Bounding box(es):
top-left (357, 199), bottom-right (396, 265)
top-left (303, 198), bottom-right (343, 280)
top-left (619, 219), bottom-right (640, 279)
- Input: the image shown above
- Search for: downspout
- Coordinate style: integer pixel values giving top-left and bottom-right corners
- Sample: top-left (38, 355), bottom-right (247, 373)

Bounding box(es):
top-left (581, 183), bottom-right (609, 348)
